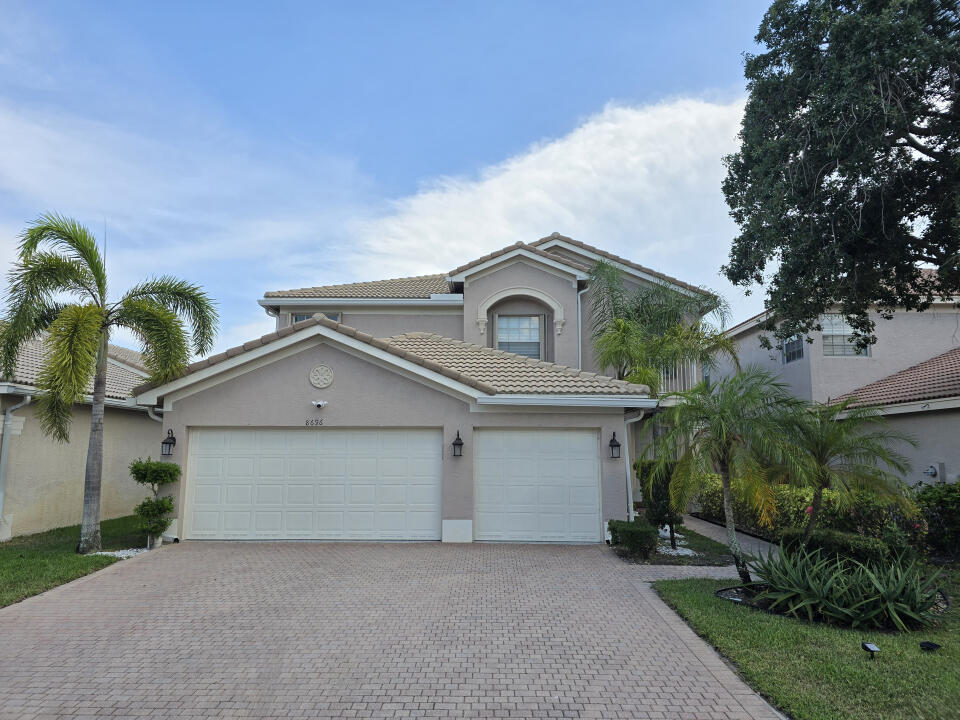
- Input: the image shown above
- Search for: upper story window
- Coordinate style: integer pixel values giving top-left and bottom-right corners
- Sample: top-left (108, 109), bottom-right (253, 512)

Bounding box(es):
top-left (822, 314), bottom-right (870, 356)
top-left (496, 315), bottom-right (542, 359)
top-left (782, 336), bottom-right (804, 364)
top-left (292, 312), bottom-right (341, 323)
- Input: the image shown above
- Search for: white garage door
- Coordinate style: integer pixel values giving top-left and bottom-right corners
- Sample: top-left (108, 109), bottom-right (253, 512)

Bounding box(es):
top-left (186, 428), bottom-right (442, 540)
top-left (474, 429), bottom-right (602, 542)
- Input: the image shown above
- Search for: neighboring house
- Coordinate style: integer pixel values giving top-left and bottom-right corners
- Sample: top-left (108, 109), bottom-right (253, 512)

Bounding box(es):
top-left (0, 338), bottom-right (159, 540)
top-left (133, 234), bottom-right (705, 543)
top-left (718, 303), bottom-right (960, 485)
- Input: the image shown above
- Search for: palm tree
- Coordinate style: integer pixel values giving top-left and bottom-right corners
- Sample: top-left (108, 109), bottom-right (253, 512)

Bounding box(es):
top-left (653, 368), bottom-right (804, 583)
top-left (790, 399), bottom-right (914, 543)
top-left (588, 260), bottom-right (739, 388)
top-left (0, 214), bottom-right (217, 553)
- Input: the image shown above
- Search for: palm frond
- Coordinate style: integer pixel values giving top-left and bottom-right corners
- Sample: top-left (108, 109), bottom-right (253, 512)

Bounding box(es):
top-left (588, 260), bottom-right (628, 340)
top-left (114, 298), bottom-right (191, 383)
top-left (19, 213), bottom-right (107, 301)
top-left (116, 276), bottom-right (218, 355)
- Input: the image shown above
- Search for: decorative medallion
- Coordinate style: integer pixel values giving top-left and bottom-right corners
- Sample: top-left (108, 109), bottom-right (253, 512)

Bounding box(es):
top-left (309, 364), bottom-right (334, 389)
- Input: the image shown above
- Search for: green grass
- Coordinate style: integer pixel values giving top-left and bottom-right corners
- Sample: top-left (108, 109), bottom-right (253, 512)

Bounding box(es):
top-left (617, 525), bottom-right (734, 566)
top-left (0, 515), bottom-right (146, 608)
top-left (654, 565), bottom-right (960, 720)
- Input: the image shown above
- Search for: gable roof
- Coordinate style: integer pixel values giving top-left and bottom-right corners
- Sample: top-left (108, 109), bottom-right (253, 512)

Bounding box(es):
top-left (5, 338), bottom-right (147, 401)
top-left (531, 232), bottom-right (708, 296)
top-left (834, 346), bottom-right (960, 408)
top-left (133, 315), bottom-right (649, 399)
top-left (263, 273), bottom-right (451, 299)
top-left (446, 241), bottom-right (592, 278)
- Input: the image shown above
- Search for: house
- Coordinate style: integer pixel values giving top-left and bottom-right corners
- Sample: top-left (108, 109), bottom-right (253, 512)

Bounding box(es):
top-left (717, 303), bottom-right (960, 484)
top-left (0, 338), bottom-right (159, 540)
top-left (133, 234), bottom-right (706, 543)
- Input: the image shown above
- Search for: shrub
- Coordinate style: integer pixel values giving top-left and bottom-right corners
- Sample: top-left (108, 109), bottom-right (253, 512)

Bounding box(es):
top-left (608, 519), bottom-right (659, 558)
top-left (130, 457), bottom-right (180, 539)
top-left (134, 496), bottom-right (175, 536)
top-left (915, 482), bottom-right (960, 558)
top-left (780, 527), bottom-right (890, 566)
top-left (129, 458), bottom-right (181, 489)
top-left (637, 460), bottom-right (682, 545)
top-left (751, 546), bottom-right (940, 631)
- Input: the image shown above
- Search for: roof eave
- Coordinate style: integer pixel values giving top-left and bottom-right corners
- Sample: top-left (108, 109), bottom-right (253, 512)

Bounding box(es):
top-left (258, 296), bottom-right (464, 307)
top-left (476, 394), bottom-right (656, 408)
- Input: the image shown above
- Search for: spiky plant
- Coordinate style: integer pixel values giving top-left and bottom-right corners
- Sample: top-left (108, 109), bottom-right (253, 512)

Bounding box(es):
top-left (0, 214), bottom-right (217, 553)
top-left (653, 367), bottom-right (805, 582)
top-left (791, 399), bottom-right (914, 542)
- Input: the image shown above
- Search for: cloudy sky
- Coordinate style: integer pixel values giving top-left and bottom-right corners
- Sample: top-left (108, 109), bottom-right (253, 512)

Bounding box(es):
top-left (0, 1), bottom-right (772, 352)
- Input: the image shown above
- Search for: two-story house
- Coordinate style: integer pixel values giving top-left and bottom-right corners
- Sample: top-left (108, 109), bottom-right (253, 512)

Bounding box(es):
top-left (719, 305), bottom-right (960, 485)
top-left (133, 234), bottom-right (705, 543)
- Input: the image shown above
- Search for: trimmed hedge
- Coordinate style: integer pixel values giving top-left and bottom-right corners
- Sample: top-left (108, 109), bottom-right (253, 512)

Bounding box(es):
top-left (780, 527), bottom-right (890, 566)
top-left (608, 519), bottom-right (659, 558)
top-left (915, 482), bottom-right (960, 558)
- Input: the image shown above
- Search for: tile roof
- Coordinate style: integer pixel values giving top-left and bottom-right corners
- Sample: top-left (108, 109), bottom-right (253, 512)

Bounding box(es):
top-left (530, 233), bottom-right (709, 295)
top-left (134, 315), bottom-right (649, 398)
top-left (833, 346), bottom-right (960, 408)
top-left (5, 338), bottom-right (147, 401)
top-left (263, 274), bottom-right (451, 299)
top-left (447, 241), bottom-right (592, 277)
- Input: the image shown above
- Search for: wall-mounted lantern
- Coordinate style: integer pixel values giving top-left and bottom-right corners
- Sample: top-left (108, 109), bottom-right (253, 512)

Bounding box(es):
top-left (451, 431), bottom-right (464, 457)
top-left (608, 432), bottom-right (621, 459)
top-left (161, 429), bottom-right (177, 456)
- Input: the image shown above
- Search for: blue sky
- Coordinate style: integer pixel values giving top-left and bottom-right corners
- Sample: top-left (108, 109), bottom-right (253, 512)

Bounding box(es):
top-left (0, 1), bottom-right (771, 351)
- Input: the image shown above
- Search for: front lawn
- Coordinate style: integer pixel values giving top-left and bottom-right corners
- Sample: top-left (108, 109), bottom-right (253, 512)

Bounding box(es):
top-left (0, 515), bottom-right (146, 608)
top-left (654, 565), bottom-right (960, 720)
top-left (615, 525), bottom-right (733, 566)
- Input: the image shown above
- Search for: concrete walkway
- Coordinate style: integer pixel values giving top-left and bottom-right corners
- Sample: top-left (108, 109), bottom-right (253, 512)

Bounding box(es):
top-left (683, 515), bottom-right (778, 558)
top-left (0, 542), bottom-right (781, 719)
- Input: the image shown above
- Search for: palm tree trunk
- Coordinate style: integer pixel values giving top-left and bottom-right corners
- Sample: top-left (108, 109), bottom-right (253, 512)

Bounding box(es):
top-left (720, 463), bottom-right (751, 583)
top-left (668, 522), bottom-right (676, 549)
top-left (801, 484), bottom-right (825, 544)
top-left (77, 333), bottom-right (108, 554)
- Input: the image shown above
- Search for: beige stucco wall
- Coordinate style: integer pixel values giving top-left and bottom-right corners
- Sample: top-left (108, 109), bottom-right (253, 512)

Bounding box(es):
top-left (717, 326), bottom-right (815, 401)
top-left (276, 309), bottom-right (464, 339)
top-left (1, 399), bottom-right (159, 539)
top-left (883, 408), bottom-right (960, 486)
top-left (158, 338), bottom-right (630, 540)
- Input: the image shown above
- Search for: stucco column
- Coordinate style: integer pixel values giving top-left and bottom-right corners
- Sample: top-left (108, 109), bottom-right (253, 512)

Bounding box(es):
top-left (600, 418), bottom-right (629, 523)
top-left (441, 423), bottom-right (473, 542)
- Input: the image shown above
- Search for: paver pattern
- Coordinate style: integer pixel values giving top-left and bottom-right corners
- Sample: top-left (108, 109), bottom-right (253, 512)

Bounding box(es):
top-left (0, 543), bottom-right (780, 719)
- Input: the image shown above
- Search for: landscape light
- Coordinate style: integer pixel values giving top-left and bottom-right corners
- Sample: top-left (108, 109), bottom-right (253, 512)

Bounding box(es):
top-left (861, 642), bottom-right (880, 660)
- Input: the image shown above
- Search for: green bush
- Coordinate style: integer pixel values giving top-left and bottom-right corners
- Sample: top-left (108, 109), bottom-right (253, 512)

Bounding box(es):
top-left (637, 460), bottom-right (682, 539)
top-left (608, 519), bottom-right (659, 558)
top-left (780, 527), bottom-right (890, 566)
top-left (751, 546), bottom-right (941, 631)
top-left (915, 482), bottom-right (960, 557)
top-left (129, 458), bottom-right (181, 489)
top-left (134, 496), bottom-right (175, 536)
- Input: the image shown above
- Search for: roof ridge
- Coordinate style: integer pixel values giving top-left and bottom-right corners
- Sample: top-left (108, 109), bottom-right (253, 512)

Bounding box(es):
top-left (447, 241), bottom-right (592, 277)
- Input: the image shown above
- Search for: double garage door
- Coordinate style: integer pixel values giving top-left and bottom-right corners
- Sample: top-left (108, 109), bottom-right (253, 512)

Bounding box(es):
top-left (185, 428), bottom-right (602, 542)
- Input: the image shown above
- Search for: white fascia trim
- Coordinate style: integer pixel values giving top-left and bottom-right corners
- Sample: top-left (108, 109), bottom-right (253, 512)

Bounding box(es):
top-left (134, 324), bottom-right (484, 407)
top-left (536, 239), bottom-right (700, 297)
top-left (839, 395), bottom-right (960, 418)
top-left (0, 383), bottom-right (145, 411)
top-left (258, 297), bottom-right (463, 307)
top-left (476, 394), bottom-right (657, 408)
top-left (446, 249), bottom-right (588, 283)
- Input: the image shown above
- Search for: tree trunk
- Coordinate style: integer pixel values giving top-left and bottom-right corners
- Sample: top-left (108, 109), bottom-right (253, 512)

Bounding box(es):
top-left (720, 464), bottom-right (751, 583)
top-left (801, 484), bottom-right (824, 544)
top-left (77, 333), bottom-right (108, 554)
top-left (669, 522), bottom-right (676, 549)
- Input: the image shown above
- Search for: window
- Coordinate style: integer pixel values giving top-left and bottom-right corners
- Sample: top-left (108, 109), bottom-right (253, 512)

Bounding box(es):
top-left (292, 312), bottom-right (341, 323)
top-left (782, 336), bottom-right (804, 364)
top-left (496, 315), bottom-right (542, 358)
top-left (821, 314), bottom-right (870, 356)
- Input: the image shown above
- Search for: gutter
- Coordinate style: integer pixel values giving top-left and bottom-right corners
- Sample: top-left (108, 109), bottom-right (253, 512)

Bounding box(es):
top-left (623, 411), bottom-right (648, 521)
top-left (0, 394), bottom-right (32, 536)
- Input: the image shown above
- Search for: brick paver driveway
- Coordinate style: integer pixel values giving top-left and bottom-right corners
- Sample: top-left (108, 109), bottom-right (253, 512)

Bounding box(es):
top-left (0, 543), bottom-right (780, 719)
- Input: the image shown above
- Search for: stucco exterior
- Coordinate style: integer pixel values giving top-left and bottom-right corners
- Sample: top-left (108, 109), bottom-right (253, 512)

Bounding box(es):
top-left (0, 398), bottom-right (159, 539)
top-left (883, 408), bottom-right (960, 485)
top-left (156, 339), bottom-right (631, 541)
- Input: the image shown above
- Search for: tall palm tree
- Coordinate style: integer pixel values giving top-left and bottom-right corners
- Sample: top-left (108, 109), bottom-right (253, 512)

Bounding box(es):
top-left (0, 214), bottom-right (217, 553)
top-left (790, 399), bottom-right (914, 542)
top-left (589, 260), bottom-right (739, 388)
top-left (653, 368), bottom-right (804, 582)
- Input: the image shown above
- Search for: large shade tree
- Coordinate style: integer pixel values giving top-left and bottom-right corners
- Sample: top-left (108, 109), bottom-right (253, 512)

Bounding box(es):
top-left (653, 368), bottom-right (804, 583)
top-left (723, 0), bottom-right (960, 349)
top-left (589, 260), bottom-right (739, 389)
top-left (0, 214), bottom-right (217, 553)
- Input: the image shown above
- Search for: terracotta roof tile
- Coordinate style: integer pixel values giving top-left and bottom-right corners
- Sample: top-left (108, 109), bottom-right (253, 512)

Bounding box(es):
top-left (834, 346), bottom-right (960, 408)
top-left (447, 241), bottom-right (592, 277)
top-left (264, 274), bottom-right (450, 299)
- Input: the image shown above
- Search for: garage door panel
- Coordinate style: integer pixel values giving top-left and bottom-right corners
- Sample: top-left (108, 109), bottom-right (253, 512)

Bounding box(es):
top-left (187, 428), bottom-right (441, 540)
top-left (474, 429), bottom-right (601, 543)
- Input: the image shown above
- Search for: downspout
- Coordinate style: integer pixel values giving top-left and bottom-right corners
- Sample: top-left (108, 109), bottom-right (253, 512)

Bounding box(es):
top-left (147, 407), bottom-right (163, 423)
top-left (0, 394), bottom-right (32, 535)
top-left (623, 411), bottom-right (648, 521)
top-left (577, 285), bottom-right (590, 369)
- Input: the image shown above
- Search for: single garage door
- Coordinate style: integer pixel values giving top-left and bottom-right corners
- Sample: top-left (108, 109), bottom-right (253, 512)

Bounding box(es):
top-left (186, 428), bottom-right (442, 540)
top-left (474, 429), bottom-right (602, 542)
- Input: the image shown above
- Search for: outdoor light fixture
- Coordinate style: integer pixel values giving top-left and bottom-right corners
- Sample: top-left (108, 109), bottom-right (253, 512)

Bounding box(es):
top-left (160, 429), bottom-right (176, 456)
top-left (861, 642), bottom-right (880, 660)
top-left (451, 431), bottom-right (464, 457)
top-left (920, 641), bottom-right (942, 652)
top-left (609, 432), bottom-right (621, 459)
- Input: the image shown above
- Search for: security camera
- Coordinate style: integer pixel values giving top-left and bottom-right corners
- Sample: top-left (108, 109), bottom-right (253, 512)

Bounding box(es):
top-left (311, 400), bottom-right (328, 409)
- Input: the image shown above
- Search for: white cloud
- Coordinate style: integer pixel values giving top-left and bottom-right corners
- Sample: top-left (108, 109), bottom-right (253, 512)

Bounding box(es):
top-left (353, 97), bottom-right (762, 323)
